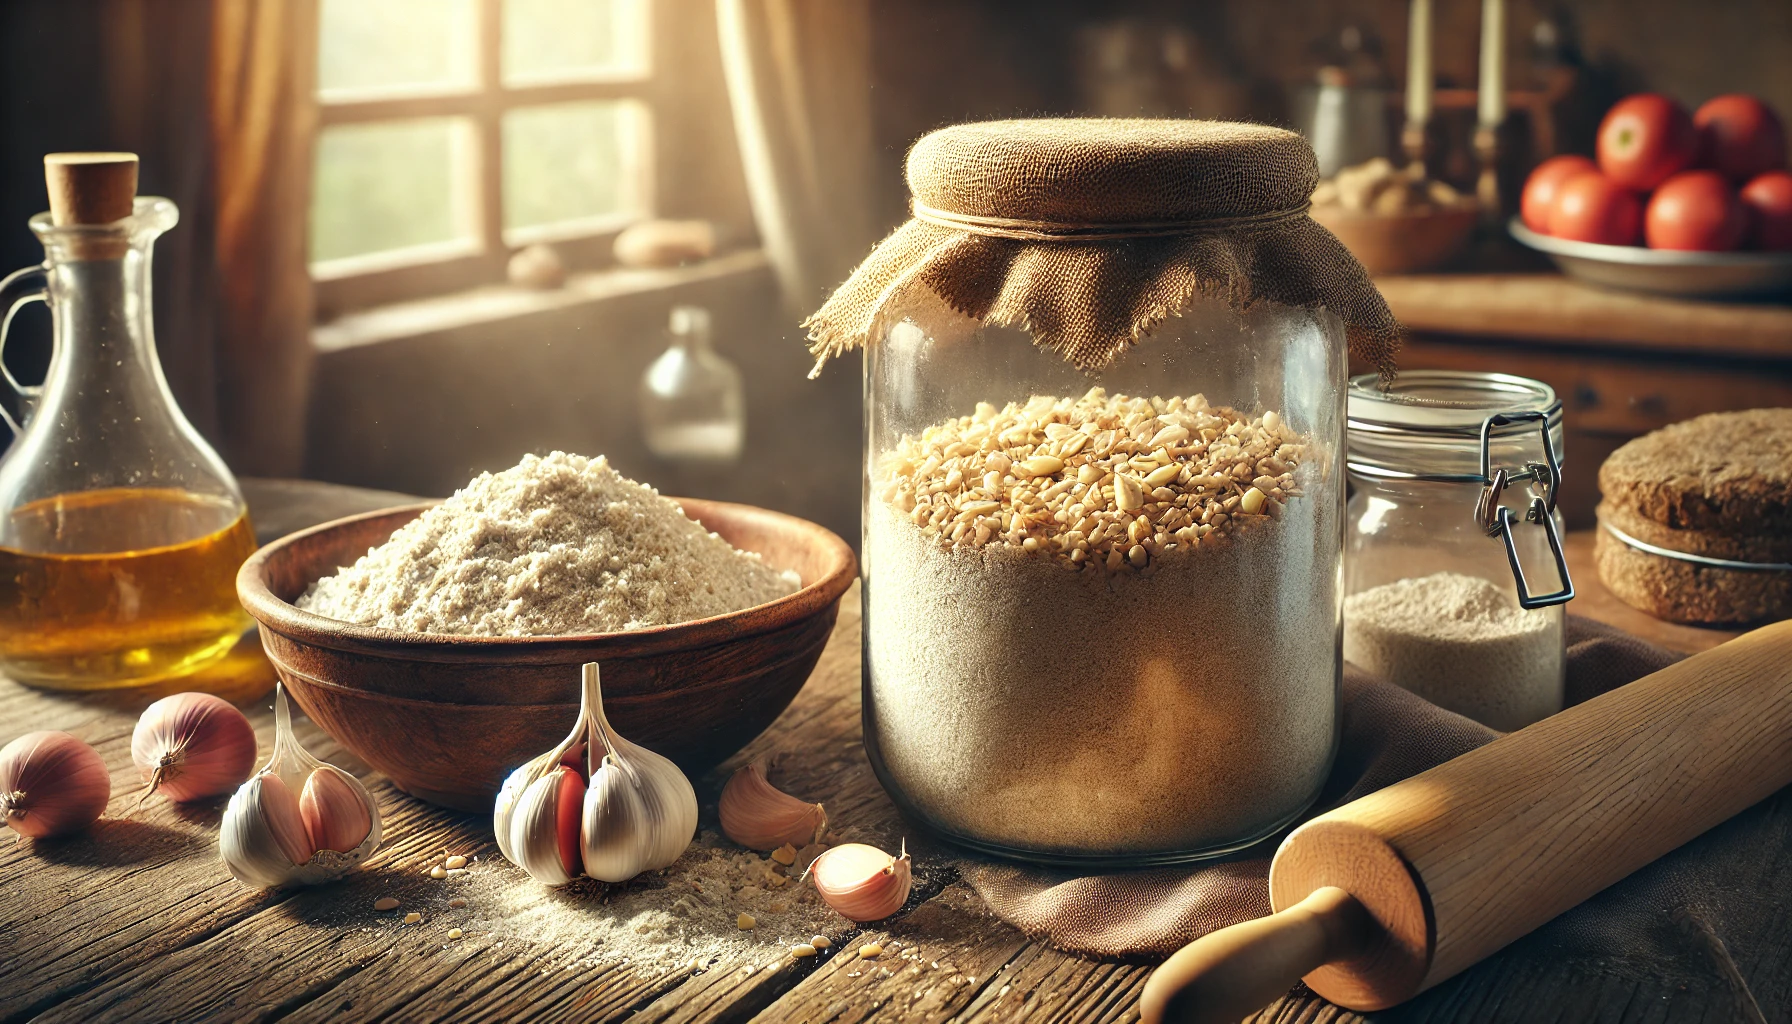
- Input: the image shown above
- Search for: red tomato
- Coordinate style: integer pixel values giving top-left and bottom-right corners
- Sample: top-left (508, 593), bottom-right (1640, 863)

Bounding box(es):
top-left (1597, 94), bottom-right (1699, 191)
top-left (1741, 170), bottom-right (1792, 250)
top-left (1548, 171), bottom-right (1643, 245)
top-left (1693, 94), bottom-right (1787, 181)
top-left (1520, 155), bottom-right (1598, 233)
top-left (1645, 170), bottom-right (1747, 251)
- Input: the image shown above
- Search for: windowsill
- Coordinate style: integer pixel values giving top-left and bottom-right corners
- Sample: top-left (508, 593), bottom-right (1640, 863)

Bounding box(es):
top-left (310, 248), bottom-right (772, 354)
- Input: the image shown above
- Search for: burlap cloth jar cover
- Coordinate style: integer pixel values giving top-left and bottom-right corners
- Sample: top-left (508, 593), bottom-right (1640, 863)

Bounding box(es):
top-left (806, 120), bottom-right (1787, 997)
top-left (803, 118), bottom-right (1400, 377)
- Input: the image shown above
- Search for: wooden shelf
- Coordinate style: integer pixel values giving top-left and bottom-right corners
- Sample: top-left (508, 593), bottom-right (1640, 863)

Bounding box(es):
top-left (1376, 272), bottom-right (1792, 362)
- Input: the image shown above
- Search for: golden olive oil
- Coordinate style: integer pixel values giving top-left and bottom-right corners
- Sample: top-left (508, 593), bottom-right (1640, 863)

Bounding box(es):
top-left (0, 488), bottom-right (257, 689)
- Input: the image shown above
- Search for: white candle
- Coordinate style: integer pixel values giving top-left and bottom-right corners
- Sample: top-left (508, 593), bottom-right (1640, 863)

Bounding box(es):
top-left (1406, 0), bottom-right (1433, 124)
top-left (1478, 0), bottom-right (1507, 127)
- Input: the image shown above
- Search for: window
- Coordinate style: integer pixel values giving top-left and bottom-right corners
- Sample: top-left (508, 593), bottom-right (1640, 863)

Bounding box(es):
top-left (311, 0), bottom-right (659, 315)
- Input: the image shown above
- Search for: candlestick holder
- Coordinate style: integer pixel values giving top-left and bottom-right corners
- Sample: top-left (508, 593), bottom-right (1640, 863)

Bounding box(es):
top-left (1473, 122), bottom-right (1503, 226)
top-left (1401, 118), bottom-right (1433, 177)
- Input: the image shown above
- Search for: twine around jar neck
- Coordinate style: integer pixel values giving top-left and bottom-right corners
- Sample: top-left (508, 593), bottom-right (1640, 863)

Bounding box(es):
top-left (909, 199), bottom-right (1310, 241)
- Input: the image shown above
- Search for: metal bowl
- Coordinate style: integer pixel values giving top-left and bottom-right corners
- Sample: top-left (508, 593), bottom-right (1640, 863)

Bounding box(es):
top-left (1509, 219), bottom-right (1792, 299)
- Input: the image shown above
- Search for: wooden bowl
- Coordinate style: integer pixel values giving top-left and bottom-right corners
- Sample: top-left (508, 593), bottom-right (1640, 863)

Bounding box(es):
top-left (237, 499), bottom-right (856, 812)
top-left (1311, 204), bottom-right (1479, 276)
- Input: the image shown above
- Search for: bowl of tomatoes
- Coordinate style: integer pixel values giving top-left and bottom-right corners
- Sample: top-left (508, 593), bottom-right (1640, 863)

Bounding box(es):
top-left (1512, 92), bottom-right (1792, 298)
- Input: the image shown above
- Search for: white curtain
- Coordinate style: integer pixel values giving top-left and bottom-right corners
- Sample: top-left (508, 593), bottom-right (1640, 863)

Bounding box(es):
top-left (716, 0), bottom-right (878, 315)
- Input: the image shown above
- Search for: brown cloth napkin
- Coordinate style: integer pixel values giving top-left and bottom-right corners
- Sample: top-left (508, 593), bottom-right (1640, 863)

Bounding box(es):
top-left (959, 616), bottom-right (1705, 961)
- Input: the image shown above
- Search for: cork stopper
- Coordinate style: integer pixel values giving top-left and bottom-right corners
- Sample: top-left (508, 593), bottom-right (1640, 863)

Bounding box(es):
top-left (45, 153), bottom-right (139, 227)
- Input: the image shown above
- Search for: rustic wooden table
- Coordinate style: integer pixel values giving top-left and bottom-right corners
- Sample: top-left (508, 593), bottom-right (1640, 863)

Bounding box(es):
top-left (1, 481), bottom-right (1778, 1024)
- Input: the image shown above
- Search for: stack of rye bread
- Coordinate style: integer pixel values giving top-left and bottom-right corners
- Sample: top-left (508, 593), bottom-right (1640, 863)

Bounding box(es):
top-left (1596, 408), bottom-right (1792, 625)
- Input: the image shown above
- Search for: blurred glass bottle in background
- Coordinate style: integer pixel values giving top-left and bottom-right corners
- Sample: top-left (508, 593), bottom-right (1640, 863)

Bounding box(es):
top-left (639, 305), bottom-right (744, 463)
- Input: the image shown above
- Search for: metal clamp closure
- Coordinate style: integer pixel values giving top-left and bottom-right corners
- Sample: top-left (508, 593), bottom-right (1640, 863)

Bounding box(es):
top-left (1473, 412), bottom-right (1574, 609)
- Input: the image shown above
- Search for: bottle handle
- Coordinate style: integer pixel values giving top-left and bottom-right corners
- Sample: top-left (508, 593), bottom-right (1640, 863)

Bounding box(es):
top-left (0, 263), bottom-right (48, 436)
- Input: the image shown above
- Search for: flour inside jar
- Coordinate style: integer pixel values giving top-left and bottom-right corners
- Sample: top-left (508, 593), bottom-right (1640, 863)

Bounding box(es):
top-left (865, 389), bottom-right (1339, 858)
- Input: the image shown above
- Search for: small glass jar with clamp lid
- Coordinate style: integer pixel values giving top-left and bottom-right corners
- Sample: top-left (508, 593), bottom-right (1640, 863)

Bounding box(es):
top-left (1344, 370), bottom-right (1573, 731)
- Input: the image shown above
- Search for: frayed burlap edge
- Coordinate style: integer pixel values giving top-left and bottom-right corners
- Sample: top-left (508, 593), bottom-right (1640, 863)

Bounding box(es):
top-left (802, 217), bottom-right (1401, 380)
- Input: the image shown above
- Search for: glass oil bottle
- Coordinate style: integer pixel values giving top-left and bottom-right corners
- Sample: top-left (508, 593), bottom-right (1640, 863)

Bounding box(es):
top-left (0, 153), bottom-right (254, 689)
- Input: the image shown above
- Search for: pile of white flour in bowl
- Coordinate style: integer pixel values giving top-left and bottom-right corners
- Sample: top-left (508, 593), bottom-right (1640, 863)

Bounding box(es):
top-left (297, 452), bottom-right (799, 636)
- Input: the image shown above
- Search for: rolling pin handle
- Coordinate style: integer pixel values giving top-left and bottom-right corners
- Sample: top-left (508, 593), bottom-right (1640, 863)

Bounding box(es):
top-left (1139, 887), bottom-right (1378, 1024)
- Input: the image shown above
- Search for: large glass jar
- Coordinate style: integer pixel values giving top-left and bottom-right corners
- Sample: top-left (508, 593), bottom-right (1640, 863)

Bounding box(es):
top-left (863, 298), bottom-right (1346, 866)
top-left (1344, 371), bottom-right (1572, 731)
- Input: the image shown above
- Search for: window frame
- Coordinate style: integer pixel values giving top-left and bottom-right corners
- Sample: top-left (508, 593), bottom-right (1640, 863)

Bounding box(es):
top-left (310, 0), bottom-right (669, 317)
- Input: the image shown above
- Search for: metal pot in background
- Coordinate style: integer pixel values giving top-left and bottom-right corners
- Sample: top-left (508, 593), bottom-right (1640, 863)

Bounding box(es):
top-left (1294, 66), bottom-right (1393, 178)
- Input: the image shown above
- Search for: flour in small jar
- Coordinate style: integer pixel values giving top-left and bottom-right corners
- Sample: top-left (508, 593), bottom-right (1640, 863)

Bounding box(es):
top-left (1344, 571), bottom-right (1563, 731)
top-left (298, 452), bottom-right (799, 636)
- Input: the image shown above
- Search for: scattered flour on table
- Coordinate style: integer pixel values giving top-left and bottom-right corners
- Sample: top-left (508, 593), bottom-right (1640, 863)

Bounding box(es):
top-left (365, 831), bottom-right (959, 976)
top-left (473, 833), bottom-right (846, 972)
top-left (1343, 571), bottom-right (1562, 732)
top-left (384, 833), bottom-right (851, 974)
top-left (297, 452), bottom-right (799, 636)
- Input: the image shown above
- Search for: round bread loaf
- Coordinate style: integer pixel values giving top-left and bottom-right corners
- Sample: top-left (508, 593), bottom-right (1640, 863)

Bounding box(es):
top-left (1597, 408), bottom-right (1792, 537)
top-left (1595, 506), bottom-right (1792, 625)
top-left (1596, 408), bottom-right (1792, 625)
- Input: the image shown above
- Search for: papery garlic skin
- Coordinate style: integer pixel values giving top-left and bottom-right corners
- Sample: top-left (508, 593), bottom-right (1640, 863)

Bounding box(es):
top-left (223, 773), bottom-right (315, 887)
top-left (579, 663), bottom-right (697, 882)
top-left (506, 767), bottom-right (585, 886)
top-left (0, 731), bottom-right (111, 839)
top-left (495, 745), bottom-right (579, 887)
top-left (581, 755), bottom-right (651, 882)
top-left (718, 760), bottom-right (827, 851)
top-left (810, 841), bottom-right (912, 922)
top-left (492, 755), bottom-right (544, 866)
top-left (132, 692), bottom-right (257, 804)
top-left (220, 684), bottom-right (381, 888)
top-left (495, 661), bottom-right (696, 886)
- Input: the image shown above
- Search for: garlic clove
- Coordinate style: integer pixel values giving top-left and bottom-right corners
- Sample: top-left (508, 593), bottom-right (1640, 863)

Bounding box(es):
top-left (0, 731), bottom-right (111, 839)
top-left (554, 767), bottom-right (586, 877)
top-left (508, 767), bottom-right (584, 886)
top-left (577, 663), bottom-right (697, 881)
top-left (635, 747), bottom-right (699, 870)
top-left (493, 754), bottom-right (548, 866)
top-left (300, 766), bottom-right (373, 854)
top-left (259, 772), bottom-right (316, 866)
top-left (810, 841), bottom-right (913, 922)
top-left (222, 773), bottom-right (315, 887)
top-left (219, 684), bottom-right (382, 888)
top-left (131, 692), bottom-right (257, 804)
top-left (581, 756), bottom-right (651, 882)
top-left (718, 760), bottom-right (826, 851)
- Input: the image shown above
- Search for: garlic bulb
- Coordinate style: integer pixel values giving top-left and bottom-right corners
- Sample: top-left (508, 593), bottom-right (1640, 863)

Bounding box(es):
top-left (494, 662), bottom-right (696, 885)
top-left (0, 731), bottom-right (111, 839)
top-left (220, 684), bottom-right (381, 888)
top-left (132, 692), bottom-right (257, 804)
top-left (718, 760), bottom-right (826, 850)
top-left (810, 841), bottom-right (912, 922)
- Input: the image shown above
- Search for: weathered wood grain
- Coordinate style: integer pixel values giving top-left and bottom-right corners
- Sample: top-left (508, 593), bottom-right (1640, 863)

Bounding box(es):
top-left (1, 482), bottom-right (1786, 1024)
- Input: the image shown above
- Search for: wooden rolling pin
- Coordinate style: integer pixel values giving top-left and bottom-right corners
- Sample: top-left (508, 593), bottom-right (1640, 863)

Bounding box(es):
top-left (1140, 618), bottom-right (1792, 1024)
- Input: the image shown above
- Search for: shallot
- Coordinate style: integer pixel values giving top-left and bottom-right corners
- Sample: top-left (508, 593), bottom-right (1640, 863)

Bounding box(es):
top-left (132, 692), bottom-right (257, 804)
top-left (1, 731), bottom-right (111, 839)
